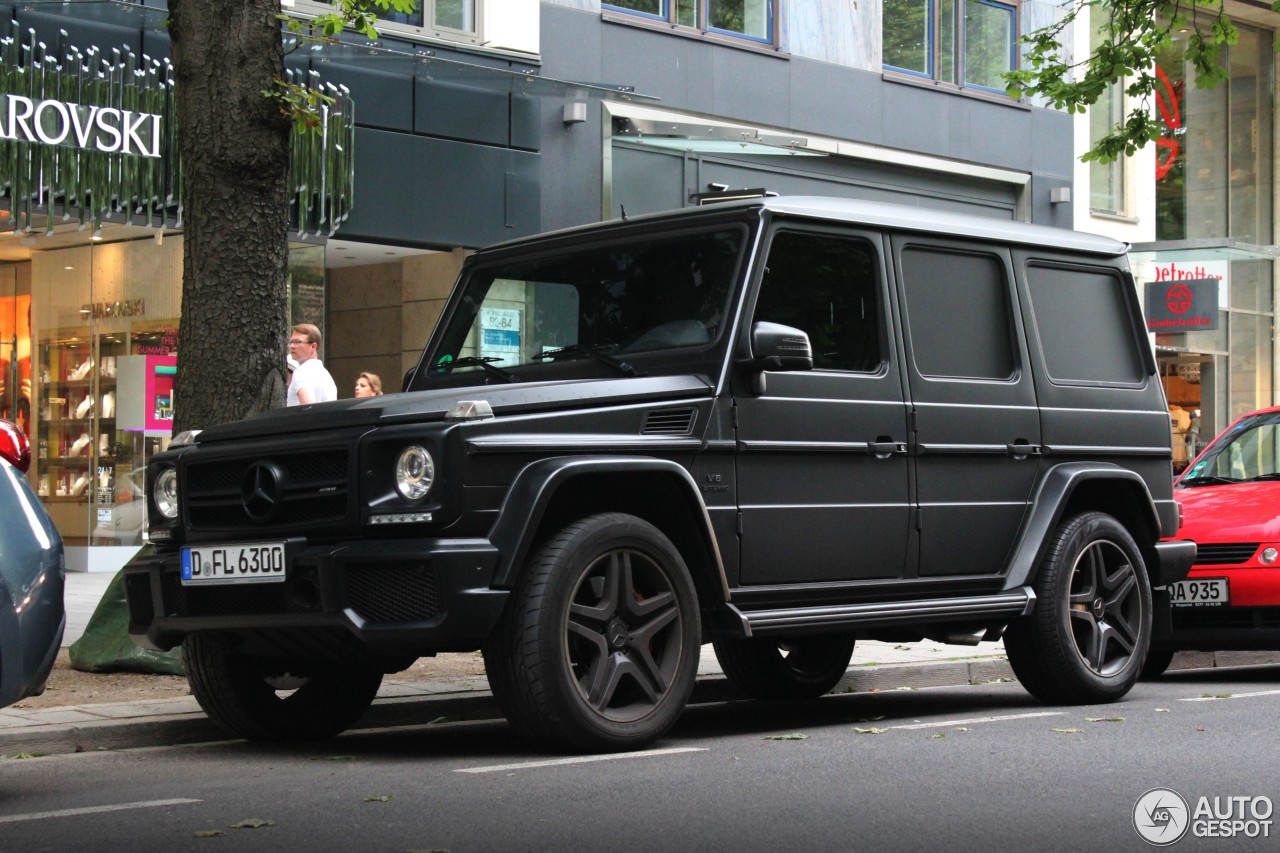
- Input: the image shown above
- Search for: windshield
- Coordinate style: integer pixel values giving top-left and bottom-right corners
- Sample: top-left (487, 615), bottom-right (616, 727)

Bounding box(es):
top-left (417, 225), bottom-right (746, 385)
top-left (1180, 411), bottom-right (1280, 485)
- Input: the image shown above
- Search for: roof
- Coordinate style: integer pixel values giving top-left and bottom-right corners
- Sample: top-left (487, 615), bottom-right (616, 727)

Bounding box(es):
top-left (482, 196), bottom-right (1130, 258)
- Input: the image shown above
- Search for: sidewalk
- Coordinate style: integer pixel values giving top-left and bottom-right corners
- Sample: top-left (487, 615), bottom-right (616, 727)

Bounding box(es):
top-left (1, 572), bottom-right (1273, 756)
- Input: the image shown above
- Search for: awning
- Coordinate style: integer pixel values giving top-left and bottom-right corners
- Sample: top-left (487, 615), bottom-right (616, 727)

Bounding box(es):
top-left (1130, 237), bottom-right (1280, 262)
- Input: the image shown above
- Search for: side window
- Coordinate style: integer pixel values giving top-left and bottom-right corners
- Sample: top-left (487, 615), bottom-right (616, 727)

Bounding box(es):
top-left (900, 247), bottom-right (1015, 380)
top-left (754, 232), bottom-right (884, 372)
top-left (1026, 263), bottom-right (1145, 385)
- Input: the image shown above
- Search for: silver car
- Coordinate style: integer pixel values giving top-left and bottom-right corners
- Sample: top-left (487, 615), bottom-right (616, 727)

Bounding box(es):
top-left (0, 419), bottom-right (65, 709)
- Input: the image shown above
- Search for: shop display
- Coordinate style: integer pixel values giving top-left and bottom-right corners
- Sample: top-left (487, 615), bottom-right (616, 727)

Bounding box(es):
top-left (34, 330), bottom-right (127, 545)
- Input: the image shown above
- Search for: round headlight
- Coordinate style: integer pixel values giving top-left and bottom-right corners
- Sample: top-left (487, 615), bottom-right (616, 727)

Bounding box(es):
top-left (395, 445), bottom-right (435, 500)
top-left (154, 468), bottom-right (180, 519)
top-left (1261, 547), bottom-right (1278, 565)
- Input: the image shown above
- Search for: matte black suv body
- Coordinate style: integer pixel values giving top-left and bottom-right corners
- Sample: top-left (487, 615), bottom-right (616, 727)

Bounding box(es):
top-left (123, 197), bottom-right (1195, 751)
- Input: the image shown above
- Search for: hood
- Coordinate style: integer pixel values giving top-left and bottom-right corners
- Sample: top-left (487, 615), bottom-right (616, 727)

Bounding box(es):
top-left (193, 374), bottom-right (714, 443)
top-left (1175, 480), bottom-right (1280, 543)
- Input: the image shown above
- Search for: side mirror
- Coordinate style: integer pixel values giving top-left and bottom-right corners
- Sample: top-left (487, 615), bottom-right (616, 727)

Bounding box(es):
top-left (401, 366), bottom-right (417, 393)
top-left (748, 322), bottom-right (813, 372)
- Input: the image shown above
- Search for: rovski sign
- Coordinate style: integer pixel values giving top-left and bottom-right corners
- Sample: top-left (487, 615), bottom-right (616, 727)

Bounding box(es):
top-left (0, 94), bottom-right (162, 158)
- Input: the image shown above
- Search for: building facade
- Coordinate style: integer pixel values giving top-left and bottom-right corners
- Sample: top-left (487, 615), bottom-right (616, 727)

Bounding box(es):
top-left (1, 0), bottom-right (1079, 570)
top-left (1073, 3), bottom-right (1280, 471)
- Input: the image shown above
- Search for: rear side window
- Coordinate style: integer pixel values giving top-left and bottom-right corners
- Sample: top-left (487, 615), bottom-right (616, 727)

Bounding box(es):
top-left (1026, 263), bottom-right (1145, 385)
top-left (900, 247), bottom-right (1015, 380)
top-left (754, 231), bottom-right (885, 372)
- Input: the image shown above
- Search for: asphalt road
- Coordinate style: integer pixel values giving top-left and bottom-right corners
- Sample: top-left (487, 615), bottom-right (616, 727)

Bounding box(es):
top-left (2, 666), bottom-right (1278, 853)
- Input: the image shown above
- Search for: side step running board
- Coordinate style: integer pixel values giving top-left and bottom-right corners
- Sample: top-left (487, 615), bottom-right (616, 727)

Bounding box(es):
top-left (726, 588), bottom-right (1036, 638)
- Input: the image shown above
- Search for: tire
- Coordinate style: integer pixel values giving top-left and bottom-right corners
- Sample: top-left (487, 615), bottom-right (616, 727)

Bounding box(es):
top-left (712, 635), bottom-right (856, 699)
top-left (1140, 648), bottom-right (1176, 679)
top-left (483, 513), bottom-right (701, 752)
top-left (1004, 511), bottom-right (1152, 704)
top-left (183, 634), bottom-right (383, 742)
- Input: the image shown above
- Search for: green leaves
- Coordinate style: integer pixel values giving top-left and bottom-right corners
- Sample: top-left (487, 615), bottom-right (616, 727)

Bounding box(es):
top-left (1008, 0), bottom-right (1238, 162)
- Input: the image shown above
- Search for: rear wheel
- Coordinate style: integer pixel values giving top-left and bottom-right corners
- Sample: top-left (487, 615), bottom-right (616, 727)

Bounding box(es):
top-left (1005, 511), bottom-right (1151, 704)
top-left (712, 635), bottom-right (856, 699)
top-left (483, 513), bottom-right (700, 752)
top-left (183, 635), bottom-right (383, 742)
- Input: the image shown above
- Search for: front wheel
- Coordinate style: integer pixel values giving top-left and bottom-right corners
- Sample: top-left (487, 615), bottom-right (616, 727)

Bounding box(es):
top-left (1004, 511), bottom-right (1151, 704)
top-left (183, 635), bottom-right (383, 742)
top-left (712, 635), bottom-right (856, 699)
top-left (483, 513), bottom-right (701, 752)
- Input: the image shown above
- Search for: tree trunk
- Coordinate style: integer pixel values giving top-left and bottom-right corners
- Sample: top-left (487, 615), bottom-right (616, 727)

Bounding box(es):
top-left (169, 0), bottom-right (291, 434)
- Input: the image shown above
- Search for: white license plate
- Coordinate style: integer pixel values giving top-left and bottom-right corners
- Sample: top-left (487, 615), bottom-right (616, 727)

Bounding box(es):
top-left (181, 542), bottom-right (286, 585)
top-left (1170, 577), bottom-right (1229, 607)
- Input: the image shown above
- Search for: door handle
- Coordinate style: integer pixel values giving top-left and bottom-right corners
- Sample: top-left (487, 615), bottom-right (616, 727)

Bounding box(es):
top-left (1007, 442), bottom-right (1044, 459)
top-left (869, 441), bottom-right (908, 458)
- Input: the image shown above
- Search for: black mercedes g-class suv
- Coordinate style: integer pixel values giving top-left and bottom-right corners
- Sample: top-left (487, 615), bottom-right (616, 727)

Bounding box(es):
top-left (123, 197), bottom-right (1195, 752)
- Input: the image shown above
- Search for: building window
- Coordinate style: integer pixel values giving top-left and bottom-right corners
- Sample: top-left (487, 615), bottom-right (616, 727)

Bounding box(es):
top-left (1088, 23), bottom-right (1126, 215)
top-left (289, 0), bottom-right (480, 46)
top-left (882, 0), bottom-right (1017, 93)
top-left (605, 0), bottom-right (776, 45)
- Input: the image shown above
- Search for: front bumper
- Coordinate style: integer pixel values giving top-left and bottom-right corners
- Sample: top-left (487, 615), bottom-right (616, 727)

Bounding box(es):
top-left (1151, 539), bottom-right (1197, 587)
top-left (122, 537), bottom-right (508, 662)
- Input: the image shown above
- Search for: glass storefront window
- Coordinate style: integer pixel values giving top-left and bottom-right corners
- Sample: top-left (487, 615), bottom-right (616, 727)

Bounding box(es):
top-left (1153, 22), bottom-right (1275, 442)
top-left (31, 240), bottom-right (182, 555)
top-left (0, 266), bottom-right (31, 437)
top-left (1157, 25), bottom-right (1273, 242)
top-left (1229, 311), bottom-right (1272, 422)
top-left (23, 237), bottom-right (325, 570)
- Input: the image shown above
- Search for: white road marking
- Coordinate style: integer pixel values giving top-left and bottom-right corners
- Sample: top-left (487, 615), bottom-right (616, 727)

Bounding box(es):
top-left (892, 711), bottom-right (1064, 730)
top-left (0, 798), bottom-right (202, 824)
top-left (1181, 689), bottom-right (1280, 702)
top-left (457, 747), bottom-right (708, 774)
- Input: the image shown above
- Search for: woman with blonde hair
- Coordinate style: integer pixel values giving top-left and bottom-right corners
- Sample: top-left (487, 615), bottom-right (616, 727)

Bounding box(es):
top-left (353, 371), bottom-right (383, 398)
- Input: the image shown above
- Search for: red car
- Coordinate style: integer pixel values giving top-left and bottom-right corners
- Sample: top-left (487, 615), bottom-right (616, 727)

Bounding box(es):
top-left (1146, 405), bottom-right (1280, 677)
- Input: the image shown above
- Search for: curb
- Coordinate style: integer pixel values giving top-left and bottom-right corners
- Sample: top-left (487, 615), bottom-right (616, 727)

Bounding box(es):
top-left (0, 658), bottom-right (1012, 756)
top-left (3, 651), bottom-right (1275, 756)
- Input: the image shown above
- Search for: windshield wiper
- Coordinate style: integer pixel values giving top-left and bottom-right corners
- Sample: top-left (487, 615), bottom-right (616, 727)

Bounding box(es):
top-left (1248, 472), bottom-right (1280, 482)
top-left (437, 356), bottom-right (520, 383)
top-left (1179, 475), bottom-right (1240, 487)
top-left (532, 344), bottom-right (646, 377)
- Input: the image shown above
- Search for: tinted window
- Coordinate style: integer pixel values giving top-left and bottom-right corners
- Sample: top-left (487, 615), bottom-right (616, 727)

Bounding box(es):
top-left (426, 227), bottom-right (744, 380)
top-left (1026, 264), bottom-right (1145, 384)
top-left (753, 232), bottom-right (884, 372)
top-left (900, 247), bottom-right (1015, 380)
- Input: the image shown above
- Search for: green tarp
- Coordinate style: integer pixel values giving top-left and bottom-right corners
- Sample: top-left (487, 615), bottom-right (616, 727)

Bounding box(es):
top-left (68, 570), bottom-right (185, 675)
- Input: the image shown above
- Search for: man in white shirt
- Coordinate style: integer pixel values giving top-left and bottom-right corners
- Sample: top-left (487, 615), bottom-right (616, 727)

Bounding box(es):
top-left (286, 323), bottom-right (337, 406)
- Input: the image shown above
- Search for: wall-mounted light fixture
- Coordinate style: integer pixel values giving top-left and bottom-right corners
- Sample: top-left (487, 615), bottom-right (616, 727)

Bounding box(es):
top-left (563, 102), bottom-right (587, 125)
top-left (1050, 186), bottom-right (1071, 205)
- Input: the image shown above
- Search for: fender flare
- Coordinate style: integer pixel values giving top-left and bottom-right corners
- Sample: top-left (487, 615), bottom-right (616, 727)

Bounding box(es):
top-left (487, 455), bottom-right (729, 599)
top-left (1003, 462), bottom-right (1161, 590)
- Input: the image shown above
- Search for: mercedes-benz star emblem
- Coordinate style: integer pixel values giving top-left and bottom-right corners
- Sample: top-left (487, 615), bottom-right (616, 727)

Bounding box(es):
top-left (241, 461), bottom-right (285, 522)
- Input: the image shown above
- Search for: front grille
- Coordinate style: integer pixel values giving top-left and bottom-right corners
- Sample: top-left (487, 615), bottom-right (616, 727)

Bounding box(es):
top-left (184, 449), bottom-right (350, 531)
top-left (1194, 543), bottom-right (1260, 566)
top-left (345, 563), bottom-right (440, 623)
top-left (1173, 606), bottom-right (1280, 631)
top-left (642, 408), bottom-right (697, 436)
top-left (160, 568), bottom-right (322, 618)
